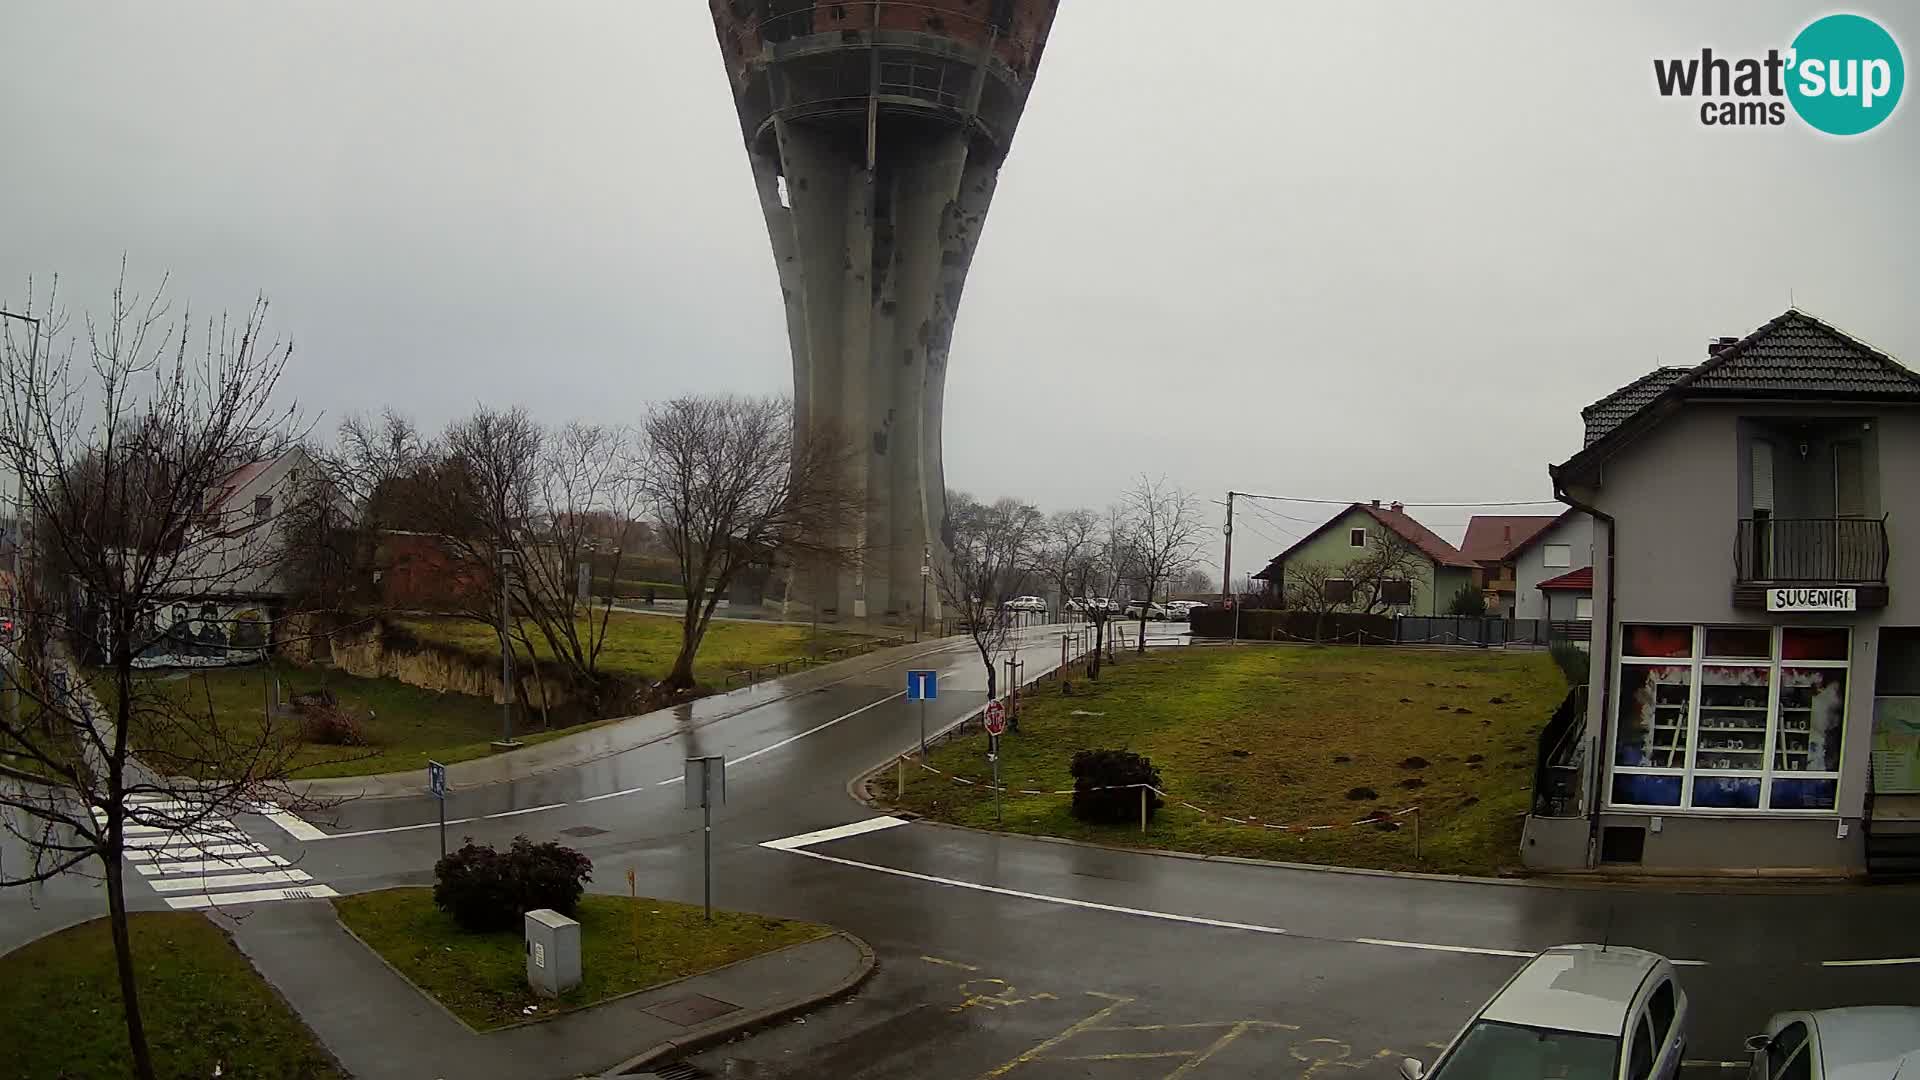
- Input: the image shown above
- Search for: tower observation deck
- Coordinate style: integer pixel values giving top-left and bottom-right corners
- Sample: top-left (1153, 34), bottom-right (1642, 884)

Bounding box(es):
top-left (710, 1), bottom-right (1058, 621)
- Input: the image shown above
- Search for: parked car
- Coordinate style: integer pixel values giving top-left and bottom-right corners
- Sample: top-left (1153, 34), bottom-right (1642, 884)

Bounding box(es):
top-left (1166, 600), bottom-right (1207, 620)
top-left (1403, 944), bottom-right (1688, 1080)
top-left (1744, 1007), bottom-right (1920, 1080)
top-left (1123, 600), bottom-right (1168, 620)
top-left (1000, 595), bottom-right (1046, 612)
top-left (1063, 597), bottom-right (1088, 613)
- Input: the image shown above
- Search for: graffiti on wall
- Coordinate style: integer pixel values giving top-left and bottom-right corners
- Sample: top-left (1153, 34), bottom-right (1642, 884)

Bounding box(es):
top-left (121, 601), bottom-right (272, 669)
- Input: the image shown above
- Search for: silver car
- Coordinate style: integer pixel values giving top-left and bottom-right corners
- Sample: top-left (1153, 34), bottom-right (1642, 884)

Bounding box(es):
top-left (1404, 944), bottom-right (1688, 1080)
top-left (1745, 1007), bottom-right (1920, 1080)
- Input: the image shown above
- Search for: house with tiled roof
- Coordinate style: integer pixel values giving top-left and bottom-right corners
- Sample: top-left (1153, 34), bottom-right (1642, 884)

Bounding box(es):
top-left (1252, 500), bottom-right (1476, 617)
top-left (1523, 309), bottom-right (1920, 880)
top-left (1461, 514), bottom-right (1559, 617)
top-left (1503, 510), bottom-right (1595, 628)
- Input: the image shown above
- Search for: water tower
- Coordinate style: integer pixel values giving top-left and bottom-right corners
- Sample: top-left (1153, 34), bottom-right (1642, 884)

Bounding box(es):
top-left (709, 1), bottom-right (1058, 621)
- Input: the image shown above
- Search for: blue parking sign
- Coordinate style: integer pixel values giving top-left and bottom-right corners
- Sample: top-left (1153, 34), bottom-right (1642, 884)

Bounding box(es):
top-left (906, 670), bottom-right (937, 701)
top-left (428, 760), bottom-right (447, 800)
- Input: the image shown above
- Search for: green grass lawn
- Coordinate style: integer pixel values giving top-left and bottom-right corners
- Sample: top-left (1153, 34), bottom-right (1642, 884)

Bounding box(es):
top-left (398, 611), bottom-right (876, 686)
top-left (132, 662), bottom-right (604, 780)
top-left (889, 645), bottom-right (1568, 875)
top-left (334, 888), bottom-right (831, 1031)
top-left (0, 912), bottom-right (343, 1079)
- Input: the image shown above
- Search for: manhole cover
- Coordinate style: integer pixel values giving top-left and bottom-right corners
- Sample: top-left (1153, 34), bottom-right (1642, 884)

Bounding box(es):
top-left (559, 825), bottom-right (608, 838)
top-left (643, 993), bottom-right (740, 1027)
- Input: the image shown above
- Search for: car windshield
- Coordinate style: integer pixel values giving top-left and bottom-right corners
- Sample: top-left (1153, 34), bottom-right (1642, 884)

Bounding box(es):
top-left (1429, 1020), bottom-right (1620, 1080)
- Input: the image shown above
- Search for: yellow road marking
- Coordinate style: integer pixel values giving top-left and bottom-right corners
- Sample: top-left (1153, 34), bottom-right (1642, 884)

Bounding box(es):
top-left (980, 992), bottom-right (1135, 1078)
top-left (1168, 1021), bottom-right (1262, 1079)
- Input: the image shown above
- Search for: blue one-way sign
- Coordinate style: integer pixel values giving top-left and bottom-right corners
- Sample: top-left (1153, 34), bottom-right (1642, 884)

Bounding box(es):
top-left (906, 669), bottom-right (937, 701)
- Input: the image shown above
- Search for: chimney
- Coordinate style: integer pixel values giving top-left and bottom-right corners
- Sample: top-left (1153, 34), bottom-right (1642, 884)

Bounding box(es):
top-left (1390, 501), bottom-right (1405, 514)
top-left (1709, 335), bottom-right (1740, 357)
top-left (1503, 524), bottom-right (1512, 543)
top-left (1371, 499), bottom-right (1381, 509)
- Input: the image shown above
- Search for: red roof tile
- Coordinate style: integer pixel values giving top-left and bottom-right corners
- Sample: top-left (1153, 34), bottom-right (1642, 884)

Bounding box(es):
top-left (1537, 566), bottom-right (1593, 591)
top-left (1460, 515), bottom-right (1559, 564)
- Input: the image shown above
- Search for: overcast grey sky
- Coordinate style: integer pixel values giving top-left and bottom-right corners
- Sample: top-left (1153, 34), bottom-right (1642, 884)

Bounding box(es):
top-left (3, 2), bottom-right (1914, 565)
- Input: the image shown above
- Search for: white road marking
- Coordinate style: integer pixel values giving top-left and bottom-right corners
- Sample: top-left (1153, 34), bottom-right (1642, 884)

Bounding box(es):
top-left (483, 803), bottom-right (568, 819)
top-left (1821, 956), bottom-right (1920, 967)
top-left (125, 843), bottom-right (266, 862)
top-left (147, 869), bottom-right (313, 893)
top-left (166, 884), bottom-right (339, 910)
top-left (125, 831), bottom-right (254, 850)
top-left (762, 816), bottom-right (913, 850)
top-left (135, 855), bottom-right (288, 876)
top-left (579, 786), bottom-right (648, 803)
top-left (257, 806), bottom-right (328, 841)
top-left (767, 842), bottom-right (1710, 966)
top-left (656, 691), bottom-right (908, 785)
top-left (322, 817), bottom-right (479, 840)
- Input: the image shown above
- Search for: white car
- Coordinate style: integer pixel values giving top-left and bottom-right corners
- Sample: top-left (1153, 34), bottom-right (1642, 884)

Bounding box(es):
top-left (1405, 944), bottom-right (1688, 1080)
top-left (1166, 600), bottom-right (1207, 620)
top-left (1000, 595), bottom-right (1046, 613)
top-left (1744, 1007), bottom-right (1920, 1080)
top-left (1122, 599), bottom-right (1167, 620)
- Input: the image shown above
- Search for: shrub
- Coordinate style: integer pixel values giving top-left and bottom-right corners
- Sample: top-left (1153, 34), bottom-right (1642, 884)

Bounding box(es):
top-left (1549, 638), bottom-right (1591, 687)
top-left (296, 703), bottom-right (366, 746)
top-left (1069, 748), bottom-right (1163, 825)
top-left (432, 835), bottom-right (593, 932)
top-left (1446, 585), bottom-right (1487, 616)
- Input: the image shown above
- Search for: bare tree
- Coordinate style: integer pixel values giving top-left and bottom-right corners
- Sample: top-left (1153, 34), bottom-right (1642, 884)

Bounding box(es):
top-left (1345, 528), bottom-right (1427, 615)
top-left (1034, 507), bottom-right (1104, 608)
top-left (638, 395), bottom-right (858, 692)
top-left (933, 492), bottom-right (1045, 700)
top-left (0, 273), bottom-right (335, 1080)
top-left (1117, 475), bottom-right (1204, 653)
top-left (1175, 567), bottom-right (1214, 595)
top-left (1279, 560), bottom-right (1350, 642)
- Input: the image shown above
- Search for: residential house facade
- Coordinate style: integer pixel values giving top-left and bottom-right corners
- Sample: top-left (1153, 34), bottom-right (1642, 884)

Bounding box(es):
top-left (1461, 516), bottom-right (1557, 617)
top-left (1509, 511), bottom-right (1595, 628)
top-left (1253, 500), bottom-right (1476, 617)
top-left (1523, 310), bottom-right (1920, 878)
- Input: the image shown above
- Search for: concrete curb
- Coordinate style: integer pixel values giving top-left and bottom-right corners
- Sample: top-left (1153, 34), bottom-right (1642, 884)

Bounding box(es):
top-left (593, 931), bottom-right (878, 1078)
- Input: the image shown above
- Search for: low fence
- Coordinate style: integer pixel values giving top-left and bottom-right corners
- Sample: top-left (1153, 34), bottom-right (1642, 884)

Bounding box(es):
top-left (1191, 609), bottom-right (1594, 649)
top-left (719, 634), bottom-right (910, 688)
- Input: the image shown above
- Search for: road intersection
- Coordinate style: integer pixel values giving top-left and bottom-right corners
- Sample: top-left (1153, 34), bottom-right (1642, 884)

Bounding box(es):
top-left (6, 626), bottom-right (1917, 1078)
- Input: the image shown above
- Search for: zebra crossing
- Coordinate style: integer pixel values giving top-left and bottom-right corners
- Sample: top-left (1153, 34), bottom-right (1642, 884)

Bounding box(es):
top-left (99, 796), bottom-right (339, 910)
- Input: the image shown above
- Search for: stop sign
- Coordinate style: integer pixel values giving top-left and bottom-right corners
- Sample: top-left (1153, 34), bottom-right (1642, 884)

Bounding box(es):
top-left (983, 699), bottom-right (1007, 736)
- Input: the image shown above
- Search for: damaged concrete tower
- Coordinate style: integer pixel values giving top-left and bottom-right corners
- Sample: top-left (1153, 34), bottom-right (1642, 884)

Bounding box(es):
top-left (710, 1), bottom-right (1058, 620)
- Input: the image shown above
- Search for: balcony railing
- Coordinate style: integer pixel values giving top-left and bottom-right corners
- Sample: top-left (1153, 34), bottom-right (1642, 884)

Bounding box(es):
top-left (1734, 516), bottom-right (1889, 583)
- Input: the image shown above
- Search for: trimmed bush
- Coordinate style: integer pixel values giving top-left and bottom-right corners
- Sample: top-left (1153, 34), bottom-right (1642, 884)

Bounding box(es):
top-left (297, 704), bottom-right (366, 746)
top-left (1549, 638), bottom-right (1590, 687)
top-left (1069, 748), bottom-right (1163, 825)
top-left (1446, 585), bottom-right (1487, 616)
top-left (432, 835), bottom-right (593, 932)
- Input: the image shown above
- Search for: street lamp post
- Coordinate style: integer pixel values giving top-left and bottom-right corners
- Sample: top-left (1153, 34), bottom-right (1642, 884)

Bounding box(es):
top-left (918, 542), bottom-right (929, 642)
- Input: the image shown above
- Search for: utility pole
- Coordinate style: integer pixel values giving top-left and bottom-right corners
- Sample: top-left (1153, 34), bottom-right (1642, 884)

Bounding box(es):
top-left (1221, 491), bottom-right (1235, 642)
top-left (918, 542), bottom-right (929, 642)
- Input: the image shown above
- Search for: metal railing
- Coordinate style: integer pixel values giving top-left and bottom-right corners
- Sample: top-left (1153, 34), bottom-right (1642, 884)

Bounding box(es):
top-left (1734, 516), bottom-right (1889, 583)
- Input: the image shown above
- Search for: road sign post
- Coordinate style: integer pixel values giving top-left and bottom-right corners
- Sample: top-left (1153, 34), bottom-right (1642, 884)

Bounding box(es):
top-left (906, 669), bottom-right (937, 757)
top-left (685, 756), bottom-right (727, 922)
top-left (983, 699), bottom-right (1007, 825)
top-left (427, 760), bottom-right (448, 859)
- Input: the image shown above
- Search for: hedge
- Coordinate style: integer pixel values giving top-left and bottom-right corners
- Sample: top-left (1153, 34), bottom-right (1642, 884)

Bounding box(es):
top-left (1187, 607), bottom-right (1393, 643)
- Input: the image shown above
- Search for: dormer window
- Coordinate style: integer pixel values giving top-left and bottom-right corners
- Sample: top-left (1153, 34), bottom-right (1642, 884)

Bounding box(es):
top-left (254, 495), bottom-right (271, 521)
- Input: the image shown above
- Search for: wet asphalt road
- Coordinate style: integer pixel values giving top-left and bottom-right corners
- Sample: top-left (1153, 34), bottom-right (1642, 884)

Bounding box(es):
top-left (7, 625), bottom-right (1917, 1079)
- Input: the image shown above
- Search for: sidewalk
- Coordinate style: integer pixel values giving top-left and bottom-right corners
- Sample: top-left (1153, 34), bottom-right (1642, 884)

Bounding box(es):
top-left (291, 633), bottom-right (982, 801)
top-left (220, 900), bottom-right (874, 1080)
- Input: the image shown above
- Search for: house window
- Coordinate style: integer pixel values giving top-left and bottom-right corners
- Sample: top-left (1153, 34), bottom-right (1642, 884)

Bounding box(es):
top-left (1380, 579), bottom-right (1412, 605)
top-left (1609, 624), bottom-right (1847, 813)
top-left (1543, 544), bottom-right (1571, 568)
top-left (1575, 596), bottom-right (1593, 621)
top-left (1323, 578), bottom-right (1354, 604)
top-left (1348, 528), bottom-right (1367, 549)
top-left (253, 495), bottom-right (272, 521)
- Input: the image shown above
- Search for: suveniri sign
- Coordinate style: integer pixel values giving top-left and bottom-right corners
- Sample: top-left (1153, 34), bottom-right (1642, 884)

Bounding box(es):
top-left (1768, 587), bottom-right (1858, 611)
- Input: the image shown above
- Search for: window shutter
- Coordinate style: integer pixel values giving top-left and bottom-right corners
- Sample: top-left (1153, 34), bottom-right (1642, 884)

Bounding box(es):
top-left (1751, 441), bottom-right (1775, 513)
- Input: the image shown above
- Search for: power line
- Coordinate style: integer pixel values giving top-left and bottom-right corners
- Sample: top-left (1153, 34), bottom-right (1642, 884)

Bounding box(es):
top-left (1233, 491), bottom-right (1563, 509)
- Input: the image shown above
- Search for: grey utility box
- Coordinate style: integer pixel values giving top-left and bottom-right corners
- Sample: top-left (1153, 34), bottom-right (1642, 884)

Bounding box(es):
top-left (524, 908), bottom-right (581, 999)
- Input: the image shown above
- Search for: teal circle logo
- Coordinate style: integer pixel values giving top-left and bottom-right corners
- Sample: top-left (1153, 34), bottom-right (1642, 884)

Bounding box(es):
top-left (1787, 14), bottom-right (1904, 135)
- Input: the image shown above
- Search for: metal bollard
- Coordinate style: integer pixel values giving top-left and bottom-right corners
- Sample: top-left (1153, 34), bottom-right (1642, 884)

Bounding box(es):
top-left (1139, 786), bottom-right (1148, 834)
